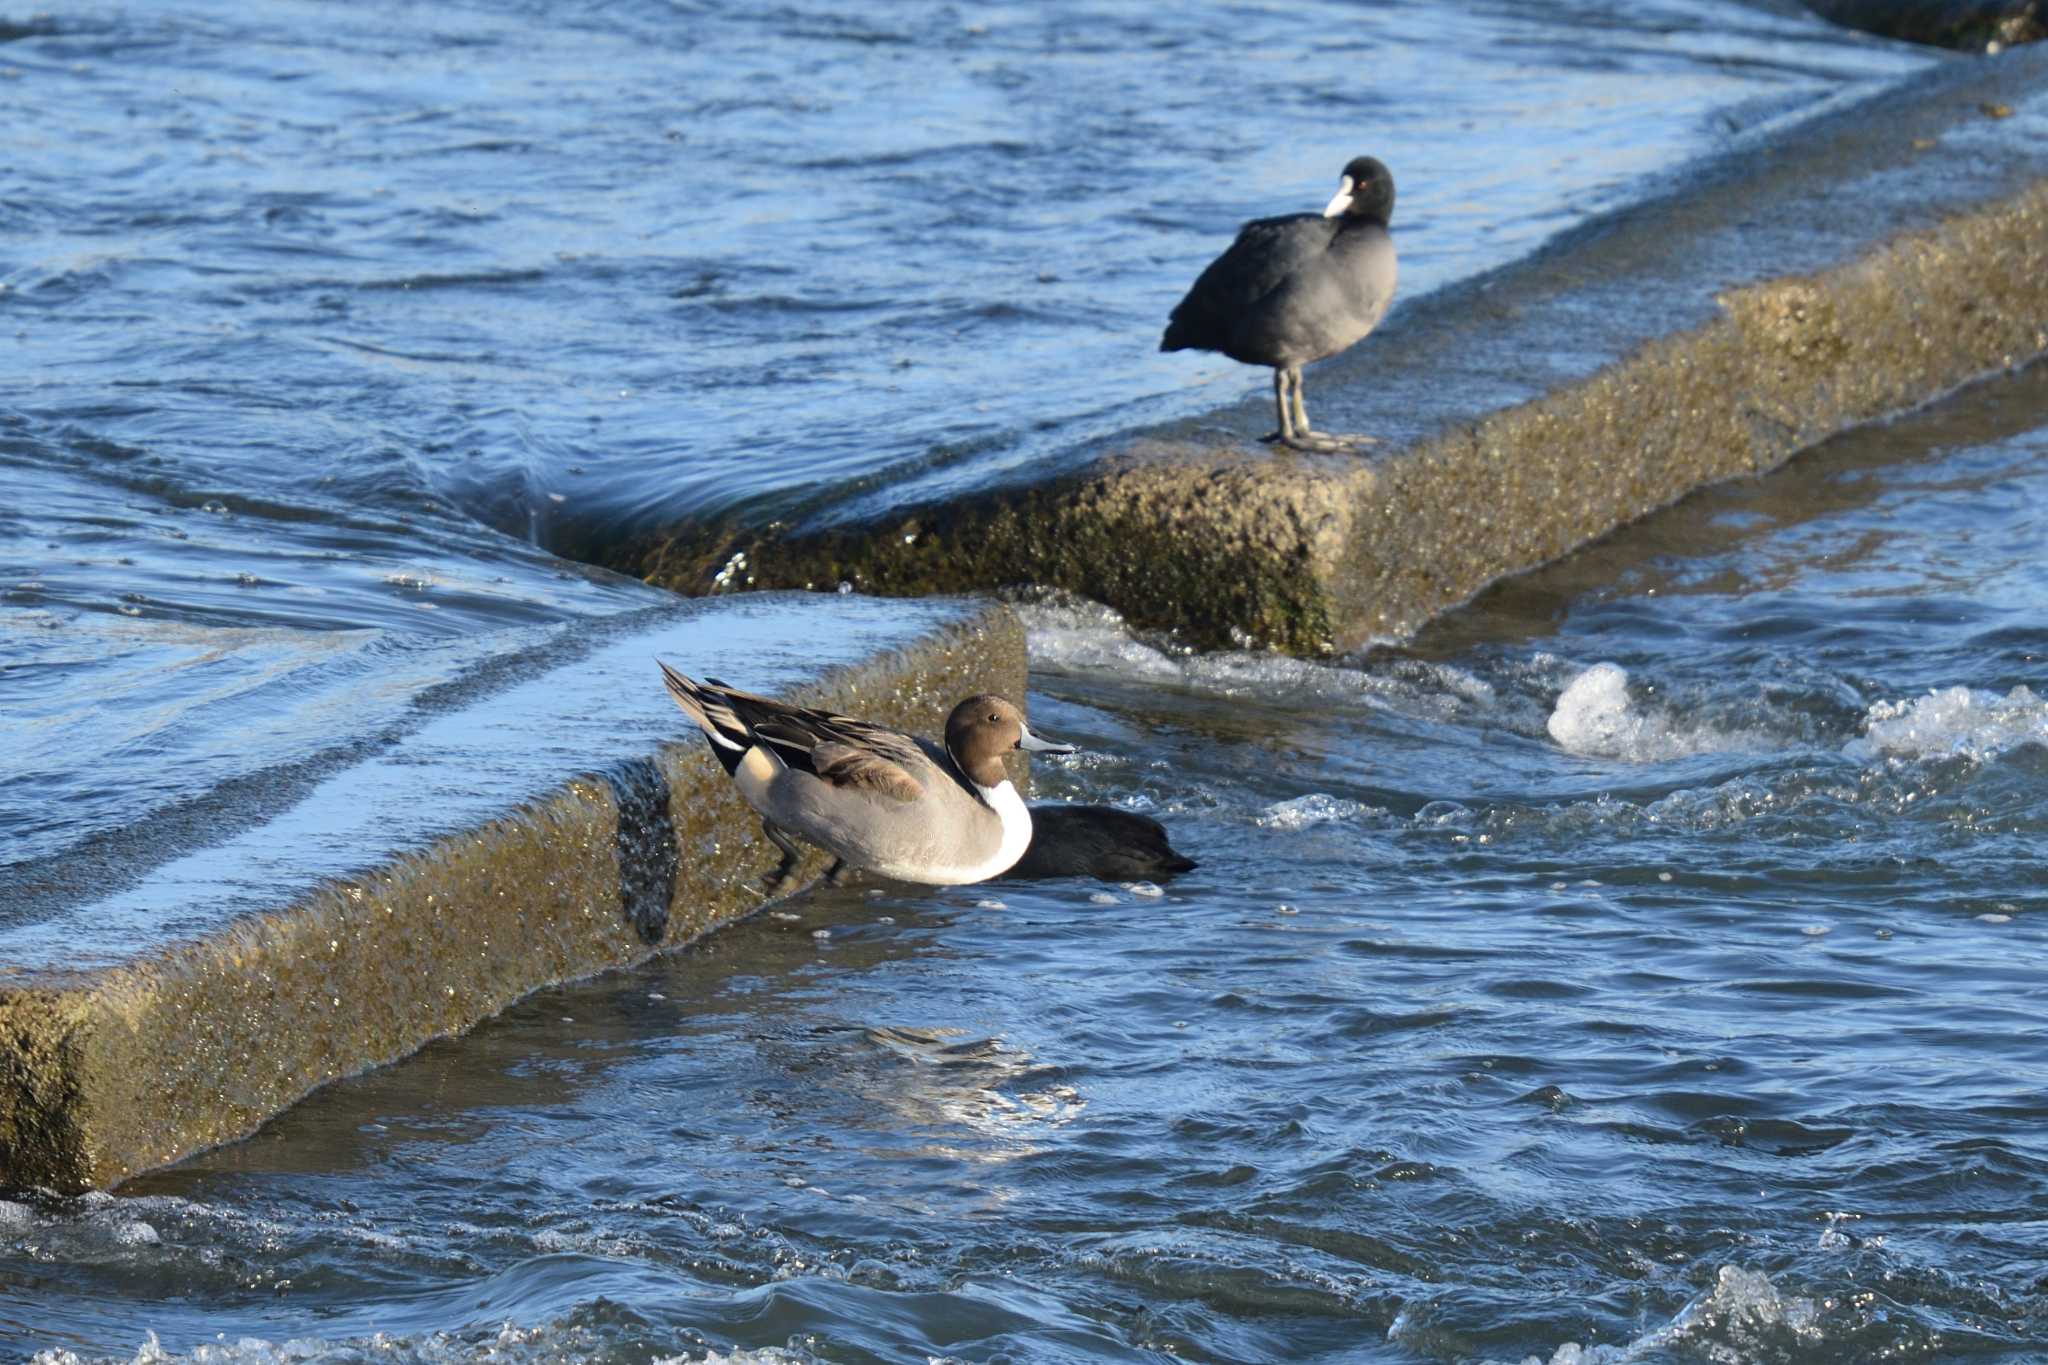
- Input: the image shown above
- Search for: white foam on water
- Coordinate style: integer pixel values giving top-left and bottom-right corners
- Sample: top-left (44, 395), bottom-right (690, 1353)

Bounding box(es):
top-left (1545, 663), bottom-right (1766, 762)
top-left (28, 1322), bottom-right (690, 1365)
top-left (1256, 794), bottom-right (1388, 830)
top-left (1017, 596), bottom-right (1188, 683)
top-left (1818, 1210), bottom-right (1862, 1250)
top-left (1849, 684), bottom-right (2048, 763)
top-left (1448, 1263), bottom-right (1826, 1365)
top-left (1016, 596), bottom-right (1494, 719)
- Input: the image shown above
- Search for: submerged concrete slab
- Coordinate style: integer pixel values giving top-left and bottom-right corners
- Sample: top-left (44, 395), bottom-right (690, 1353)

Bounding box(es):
top-left (619, 43), bottom-right (2048, 654)
top-left (0, 594), bottom-right (1024, 1192)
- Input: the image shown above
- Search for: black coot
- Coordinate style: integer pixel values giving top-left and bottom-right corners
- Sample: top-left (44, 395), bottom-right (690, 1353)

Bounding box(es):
top-left (999, 805), bottom-right (1198, 881)
top-left (1161, 156), bottom-right (1397, 451)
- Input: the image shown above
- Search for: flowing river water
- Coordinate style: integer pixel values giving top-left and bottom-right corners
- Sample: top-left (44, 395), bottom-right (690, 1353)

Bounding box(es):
top-left (9, 353), bottom-right (2047, 1364)
top-left (7, 2), bottom-right (2045, 1362)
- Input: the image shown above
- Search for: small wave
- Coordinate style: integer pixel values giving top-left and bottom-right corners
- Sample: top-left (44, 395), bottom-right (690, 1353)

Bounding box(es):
top-left (1, 17), bottom-right (65, 41)
top-left (1546, 662), bottom-right (1771, 762)
top-left (1021, 596), bottom-right (1187, 681)
top-left (1849, 684), bottom-right (2048, 764)
top-left (1400, 1264), bottom-right (1827, 1365)
top-left (795, 137), bottom-right (1034, 171)
top-left (1018, 595), bottom-right (1493, 718)
top-left (700, 292), bottom-right (885, 316)
top-left (357, 268), bottom-right (545, 292)
top-left (1257, 794), bottom-right (1389, 830)
top-left (27, 1310), bottom-right (825, 1365)
top-left (29, 1321), bottom-right (796, 1365)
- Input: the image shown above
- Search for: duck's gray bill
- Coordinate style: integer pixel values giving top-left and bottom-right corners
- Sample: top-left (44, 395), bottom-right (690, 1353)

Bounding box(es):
top-left (1018, 723), bottom-right (1078, 755)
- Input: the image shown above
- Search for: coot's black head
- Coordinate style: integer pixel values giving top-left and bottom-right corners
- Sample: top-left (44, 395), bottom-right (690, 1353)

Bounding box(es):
top-left (1323, 156), bottom-right (1395, 225)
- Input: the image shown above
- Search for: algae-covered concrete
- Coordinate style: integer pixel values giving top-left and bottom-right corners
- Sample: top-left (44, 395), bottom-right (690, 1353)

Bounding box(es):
top-left (1806, 0), bottom-right (2046, 50)
top-left (622, 44), bottom-right (2048, 654)
top-left (0, 595), bottom-right (1024, 1192)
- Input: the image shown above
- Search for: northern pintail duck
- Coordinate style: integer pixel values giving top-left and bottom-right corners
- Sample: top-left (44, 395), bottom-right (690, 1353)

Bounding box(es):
top-left (1000, 804), bottom-right (1198, 881)
top-left (659, 664), bottom-right (1075, 892)
top-left (1161, 155), bottom-right (1397, 452)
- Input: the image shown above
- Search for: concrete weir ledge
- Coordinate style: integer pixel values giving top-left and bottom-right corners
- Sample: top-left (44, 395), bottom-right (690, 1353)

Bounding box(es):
top-left (0, 596), bottom-right (1023, 1192)
top-left (620, 44), bottom-right (2048, 654)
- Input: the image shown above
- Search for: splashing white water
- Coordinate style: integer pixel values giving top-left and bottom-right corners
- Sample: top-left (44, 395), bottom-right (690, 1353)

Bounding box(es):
top-left (1017, 595), bottom-right (1493, 719)
top-left (31, 1324), bottom-right (816, 1365)
top-left (1423, 1263), bottom-right (1826, 1365)
top-left (1850, 684), bottom-right (2048, 763)
top-left (1545, 663), bottom-right (1767, 762)
top-left (1256, 794), bottom-right (1388, 830)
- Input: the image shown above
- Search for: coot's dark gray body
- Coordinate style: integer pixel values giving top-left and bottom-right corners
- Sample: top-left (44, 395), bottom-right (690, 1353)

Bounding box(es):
top-left (1161, 156), bottom-right (1397, 451)
top-left (999, 804), bottom-right (1198, 881)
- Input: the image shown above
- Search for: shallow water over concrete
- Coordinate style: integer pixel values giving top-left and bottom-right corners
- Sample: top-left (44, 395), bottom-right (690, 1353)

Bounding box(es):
top-left (0, 593), bottom-right (991, 974)
top-left (0, 0), bottom-right (1933, 882)
top-left (9, 363), bottom-right (2045, 1363)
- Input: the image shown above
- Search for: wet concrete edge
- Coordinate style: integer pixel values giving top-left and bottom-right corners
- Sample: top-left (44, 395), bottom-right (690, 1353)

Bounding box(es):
top-left (621, 52), bottom-right (2048, 655)
top-left (0, 601), bottom-right (1026, 1193)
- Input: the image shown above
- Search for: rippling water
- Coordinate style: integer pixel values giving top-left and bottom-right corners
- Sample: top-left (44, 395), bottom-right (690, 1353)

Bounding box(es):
top-left (0, 0), bottom-right (1928, 872)
top-left (6, 1), bottom-right (2036, 1360)
top-left (8, 356), bottom-right (2046, 1359)
top-left (0, 0), bottom-right (1925, 539)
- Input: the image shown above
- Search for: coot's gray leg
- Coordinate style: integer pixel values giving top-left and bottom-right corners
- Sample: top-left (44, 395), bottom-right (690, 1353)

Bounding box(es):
top-left (1263, 367), bottom-right (1335, 451)
top-left (1263, 367), bottom-right (1374, 452)
top-left (1262, 368), bottom-right (1295, 445)
top-left (1291, 369), bottom-right (1378, 452)
top-left (760, 820), bottom-right (805, 895)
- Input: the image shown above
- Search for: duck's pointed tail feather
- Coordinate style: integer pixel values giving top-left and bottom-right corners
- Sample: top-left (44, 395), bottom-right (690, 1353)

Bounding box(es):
top-left (657, 660), bottom-right (753, 777)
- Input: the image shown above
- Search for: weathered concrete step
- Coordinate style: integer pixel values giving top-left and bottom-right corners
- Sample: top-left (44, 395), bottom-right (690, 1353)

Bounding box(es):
top-left (616, 43), bottom-right (2048, 655)
top-left (0, 594), bottom-right (1023, 1192)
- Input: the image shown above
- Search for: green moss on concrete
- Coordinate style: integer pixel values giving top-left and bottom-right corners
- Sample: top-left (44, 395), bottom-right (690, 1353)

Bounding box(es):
top-left (640, 453), bottom-right (1356, 653)
top-left (1805, 0), bottom-right (2045, 51)
top-left (0, 991), bottom-right (95, 1193)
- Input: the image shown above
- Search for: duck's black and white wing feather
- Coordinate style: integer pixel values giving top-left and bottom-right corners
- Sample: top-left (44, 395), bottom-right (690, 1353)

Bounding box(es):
top-left (659, 663), bottom-right (925, 801)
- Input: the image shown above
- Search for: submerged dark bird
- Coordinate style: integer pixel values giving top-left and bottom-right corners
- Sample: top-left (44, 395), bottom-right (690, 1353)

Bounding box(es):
top-left (998, 804), bottom-right (1198, 882)
top-left (1161, 155), bottom-right (1397, 452)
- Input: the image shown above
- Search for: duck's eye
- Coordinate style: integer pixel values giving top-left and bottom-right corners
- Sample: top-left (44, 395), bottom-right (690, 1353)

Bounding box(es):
top-left (987, 712), bottom-right (1001, 724)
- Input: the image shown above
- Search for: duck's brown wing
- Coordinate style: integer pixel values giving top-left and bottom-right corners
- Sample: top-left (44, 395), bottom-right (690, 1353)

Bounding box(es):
top-left (808, 740), bottom-right (926, 802)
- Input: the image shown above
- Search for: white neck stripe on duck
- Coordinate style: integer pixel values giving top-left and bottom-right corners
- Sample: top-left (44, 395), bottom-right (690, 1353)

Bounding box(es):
top-left (981, 776), bottom-right (1033, 877)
